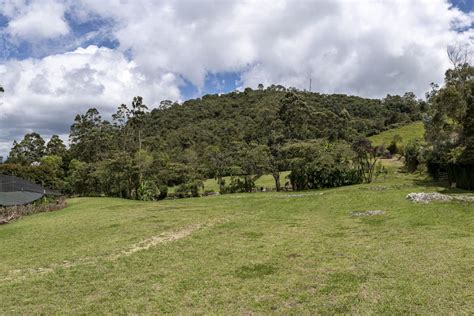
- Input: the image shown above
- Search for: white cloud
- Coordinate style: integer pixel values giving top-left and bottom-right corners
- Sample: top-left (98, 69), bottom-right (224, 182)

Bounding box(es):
top-left (0, 45), bottom-right (181, 156)
top-left (68, 0), bottom-right (473, 97)
top-left (5, 0), bottom-right (69, 40)
top-left (0, 0), bottom-right (473, 157)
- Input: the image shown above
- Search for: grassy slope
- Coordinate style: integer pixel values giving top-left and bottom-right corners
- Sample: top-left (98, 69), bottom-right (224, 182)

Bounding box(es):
top-left (369, 121), bottom-right (425, 146)
top-left (0, 161), bottom-right (473, 314)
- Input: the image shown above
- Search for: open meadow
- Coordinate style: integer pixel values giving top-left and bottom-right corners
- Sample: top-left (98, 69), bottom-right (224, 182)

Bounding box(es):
top-left (0, 160), bottom-right (473, 314)
top-left (368, 122), bottom-right (425, 147)
top-left (1, 2), bottom-right (473, 314)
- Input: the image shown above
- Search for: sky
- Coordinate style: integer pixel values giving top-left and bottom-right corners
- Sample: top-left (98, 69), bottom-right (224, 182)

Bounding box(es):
top-left (0, 0), bottom-right (473, 158)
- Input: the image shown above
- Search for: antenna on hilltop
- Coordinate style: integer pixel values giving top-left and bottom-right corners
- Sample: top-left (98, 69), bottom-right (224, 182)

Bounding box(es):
top-left (309, 77), bottom-right (312, 92)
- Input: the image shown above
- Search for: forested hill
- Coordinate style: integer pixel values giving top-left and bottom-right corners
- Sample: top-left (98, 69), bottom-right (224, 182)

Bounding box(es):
top-left (5, 86), bottom-right (425, 197)
top-left (144, 88), bottom-right (423, 157)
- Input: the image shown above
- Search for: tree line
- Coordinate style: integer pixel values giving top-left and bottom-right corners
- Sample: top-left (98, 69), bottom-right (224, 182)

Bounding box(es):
top-left (1, 84), bottom-right (427, 199)
top-left (418, 48), bottom-right (474, 190)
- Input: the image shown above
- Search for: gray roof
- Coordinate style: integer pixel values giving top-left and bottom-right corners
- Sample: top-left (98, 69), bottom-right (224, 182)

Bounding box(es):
top-left (0, 191), bottom-right (44, 206)
top-left (0, 175), bottom-right (61, 206)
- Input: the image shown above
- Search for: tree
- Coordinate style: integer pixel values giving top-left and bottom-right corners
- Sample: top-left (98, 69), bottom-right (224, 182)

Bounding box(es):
top-left (8, 132), bottom-right (46, 165)
top-left (352, 138), bottom-right (384, 183)
top-left (112, 96), bottom-right (149, 152)
top-left (46, 135), bottom-right (67, 157)
top-left (403, 139), bottom-right (423, 172)
top-left (284, 140), bottom-right (361, 190)
top-left (447, 43), bottom-right (471, 69)
top-left (70, 108), bottom-right (117, 162)
top-left (265, 144), bottom-right (286, 192)
top-left (204, 145), bottom-right (231, 193)
top-left (66, 159), bottom-right (99, 195)
top-left (383, 92), bottom-right (421, 125)
top-left (425, 44), bottom-right (474, 165)
top-left (40, 155), bottom-right (65, 190)
top-left (278, 92), bottom-right (310, 140)
top-left (3, 82), bottom-right (428, 198)
top-left (459, 80), bottom-right (474, 164)
top-left (94, 152), bottom-right (136, 198)
top-left (387, 134), bottom-right (403, 155)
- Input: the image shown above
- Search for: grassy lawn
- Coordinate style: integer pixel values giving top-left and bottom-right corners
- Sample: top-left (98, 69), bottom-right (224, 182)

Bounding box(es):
top-left (0, 161), bottom-right (473, 313)
top-left (369, 121), bottom-right (425, 146)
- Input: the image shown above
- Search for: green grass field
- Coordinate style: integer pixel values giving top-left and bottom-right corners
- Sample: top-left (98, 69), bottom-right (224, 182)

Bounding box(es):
top-left (1, 160), bottom-right (473, 314)
top-left (369, 121), bottom-right (425, 146)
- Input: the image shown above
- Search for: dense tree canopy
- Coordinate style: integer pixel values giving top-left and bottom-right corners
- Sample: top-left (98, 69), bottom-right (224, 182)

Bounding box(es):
top-left (3, 85), bottom-right (425, 198)
top-left (8, 133), bottom-right (46, 165)
top-left (425, 63), bottom-right (474, 164)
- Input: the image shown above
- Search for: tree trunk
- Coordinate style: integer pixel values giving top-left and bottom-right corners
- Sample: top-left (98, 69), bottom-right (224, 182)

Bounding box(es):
top-left (218, 176), bottom-right (224, 193)
top-left (273, 172), bottom-right (281, 191)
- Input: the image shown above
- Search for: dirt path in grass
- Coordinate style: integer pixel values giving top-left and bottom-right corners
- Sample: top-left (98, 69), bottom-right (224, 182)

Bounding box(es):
top-left (1, 218), bottom-right (229, 282)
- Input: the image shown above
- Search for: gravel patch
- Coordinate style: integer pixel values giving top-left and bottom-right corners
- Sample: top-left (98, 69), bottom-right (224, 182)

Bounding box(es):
top-left (279, 193), bottom-right (325, 198)
top-left (351, 210), bottom-right (386, 217)
top-left (406, 192), bottom-right (474, 203)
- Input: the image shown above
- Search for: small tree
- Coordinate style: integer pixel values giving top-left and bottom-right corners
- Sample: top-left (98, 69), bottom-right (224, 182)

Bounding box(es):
top-left (352, 139), bottom-right (384, 183)
top-left (284, 140), bottom-right (361, 190)
top-left (204, 145), bottom-right (232, 193)
top-left (265, 144), bottom-right (286, 192)
top-left (387, 134), bottom-right (403, 155)
top-left (235, 143), bottom-right (269, 193)
top-left (403, 139), bottom-right (423, 172)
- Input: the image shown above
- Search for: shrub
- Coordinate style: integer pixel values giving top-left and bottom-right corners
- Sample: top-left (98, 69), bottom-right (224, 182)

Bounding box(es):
top-left (285, 140), bottom-right (362, 190)
top-left (222, 176), bottom-right (256, 193)
top-left (175, 180), bottom-right (203, 198)
top-left (137, 180), bottom-right (158, 201)
top-left (387, 134), bottom-right (403, 155)
top-left (158, 185), bottom-right (168, 200)
top-left (404, 139), bottom-right (423, 172)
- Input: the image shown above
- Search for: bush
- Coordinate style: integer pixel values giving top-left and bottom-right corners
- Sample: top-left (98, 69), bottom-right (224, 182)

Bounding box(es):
top-left (403, 139), bottom-right (422, 172)
top-left (137, 180), bottom-right (158, 201)
top-left (221, 176), bottom-right (255, 194)
top-left (158, 185), bottom-right (168, 200)
top-left (285, 140), bottom-right (362, 190)
top-left (175, 180), bottom-right (203, 198)
top-left (387, 134), bottom-right (403, 155)
top-left (136, 181), bottom-right (168, 201)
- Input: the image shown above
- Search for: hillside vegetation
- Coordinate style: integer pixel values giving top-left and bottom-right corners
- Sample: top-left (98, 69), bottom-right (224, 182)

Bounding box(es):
top-left (0, 161), bottom-right (473, 314)
top-left (3, 87), bottom-right (424, 198)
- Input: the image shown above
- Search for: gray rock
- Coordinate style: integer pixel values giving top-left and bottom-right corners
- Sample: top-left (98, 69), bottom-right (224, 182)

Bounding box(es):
top-left (406, 192), bottom-right (452, 203)
top-left (350, 210), bottom-right (385, 217)
top-left (406, 192), bottom-right (474, 203)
